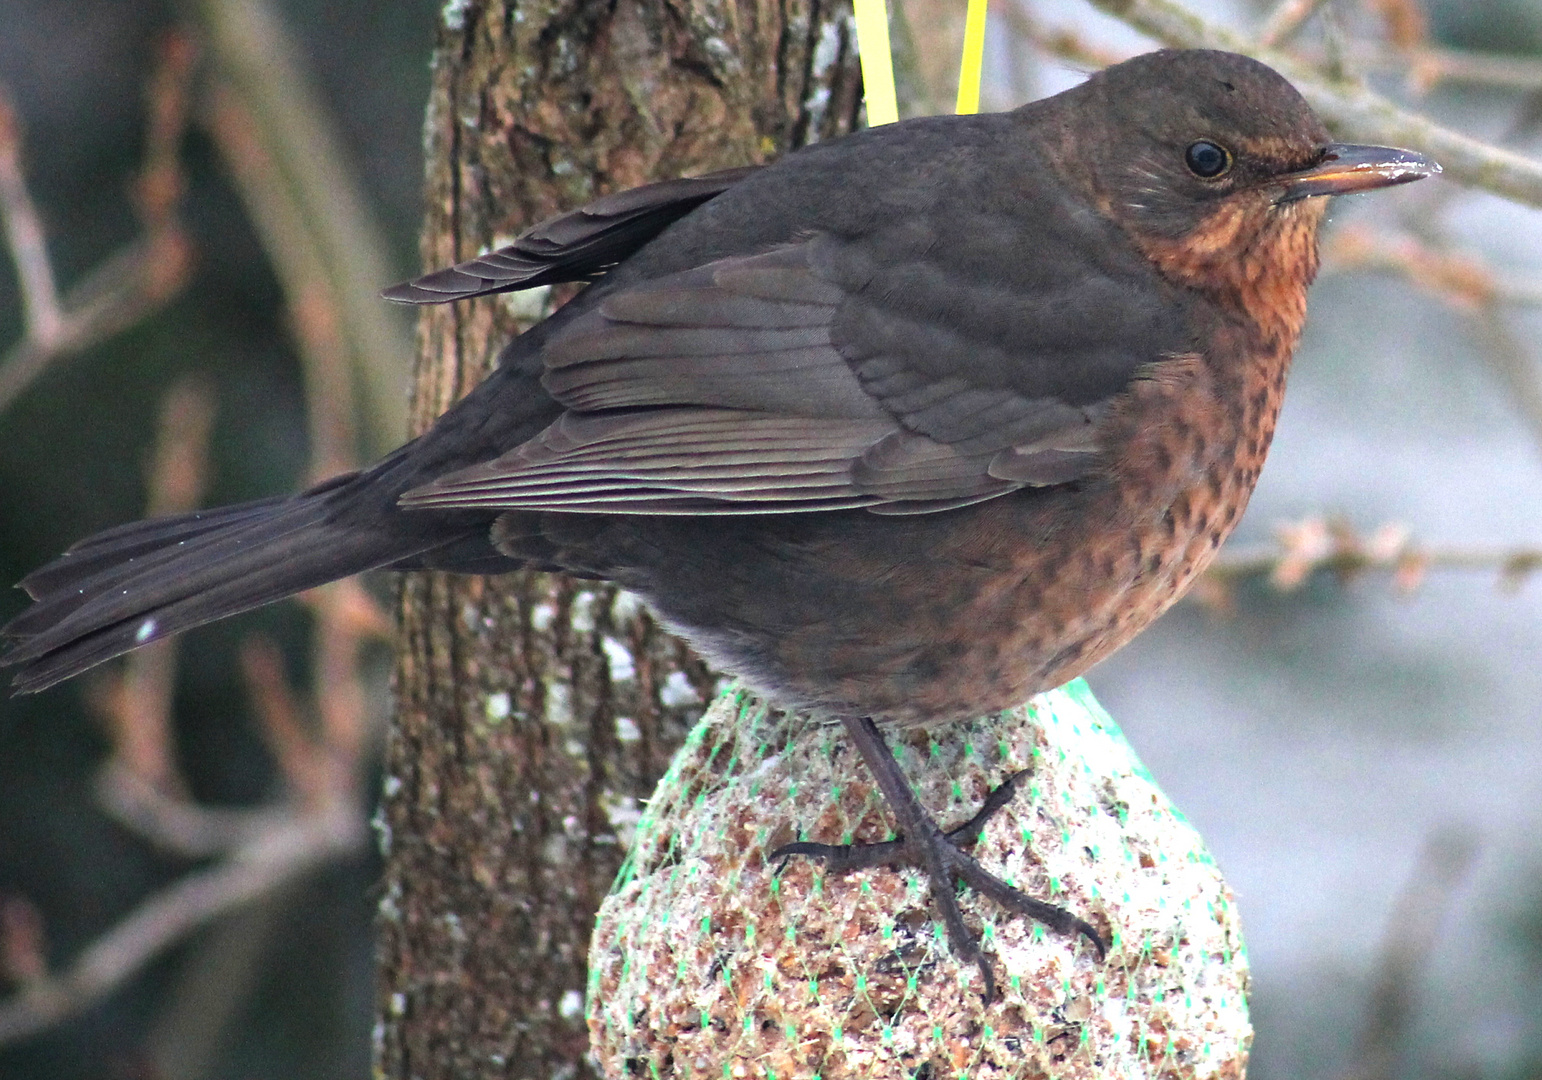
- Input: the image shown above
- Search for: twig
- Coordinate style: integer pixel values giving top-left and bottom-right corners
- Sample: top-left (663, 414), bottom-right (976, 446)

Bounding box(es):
top-left (1086, 0), bottom-right (1542, 209)
top-left (14, 287), bottom-right (385, 1049)
top-left (1323, 226), bottom-right (1503, 307)
top-left (1259, 0), bottom-right (1333, 49)
top-left (1212, 539), bottom-right (1542, 588)
top-left (145, 884), bottom-right (296, 1080)
top-left (0, 897), bottom-right (45, 987)
top-left (1349, 44), bottom-right (1542, 92)
top-left (1365, 0), bottom-right (1428, 53)
top-left (0, 799), bottom-right (365, 1045)
top-left (189, 0), bottom-right (412, 455)
top-left (0, 32), bottom-right (196, 415)
top-left (204, 83), bottom-right (359, 481)
top-left (14, 579), bottom-right (376, 1043)
top-left (95, 759), bottom-right (297, 859)
top-left (301, 579), bottom-right (390, 792)
top-left (0, 12), bottom-right (394, 1051)
top-left (0, 90), bottom-right (63, 350)
top-left (1341, 829), bottom-right (1478, 1080)
top-left (1204, 516), bottom-right (1542, 595)
top-left (240, 634), bottom-right (362, 810)
top-left (1317, 0), bottom-right (1350, 83)
top-left (1467, 298), bottom-right (1542, 458)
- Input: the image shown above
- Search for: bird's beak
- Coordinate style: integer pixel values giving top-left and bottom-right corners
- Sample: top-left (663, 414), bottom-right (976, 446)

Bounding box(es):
top-left (1275, 143), bottom-right (1440, 202)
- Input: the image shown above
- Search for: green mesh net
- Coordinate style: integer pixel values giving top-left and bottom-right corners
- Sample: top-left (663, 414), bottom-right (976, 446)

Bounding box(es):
top-left (588, 680), bottom-right (1250, 1080)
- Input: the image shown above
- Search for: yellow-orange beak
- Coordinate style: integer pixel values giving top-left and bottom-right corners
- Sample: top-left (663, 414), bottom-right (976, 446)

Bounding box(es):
top-left (1276, 143), bottom-right (1440, 202)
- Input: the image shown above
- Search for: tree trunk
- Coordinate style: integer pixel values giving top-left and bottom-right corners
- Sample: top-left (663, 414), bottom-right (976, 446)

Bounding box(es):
top-left (377, 1), bottom-right (862, 1076)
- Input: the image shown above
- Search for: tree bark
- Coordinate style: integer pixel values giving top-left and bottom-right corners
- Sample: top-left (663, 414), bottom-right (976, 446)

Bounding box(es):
top-left (377, 1), bottom-right (862, 1076)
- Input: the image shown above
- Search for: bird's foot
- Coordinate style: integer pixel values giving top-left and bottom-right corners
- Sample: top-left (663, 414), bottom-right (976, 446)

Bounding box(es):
top-left (770, 765), bottom-right (1028, 873)
top-left (771, 720), bottom-right (1105, 1003)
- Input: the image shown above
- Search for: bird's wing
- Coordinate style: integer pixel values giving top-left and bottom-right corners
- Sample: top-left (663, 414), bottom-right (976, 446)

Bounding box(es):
top-left (380, 167), bottom-right (762, 304)
top-left (400, 228), bottom-right (1175, 516)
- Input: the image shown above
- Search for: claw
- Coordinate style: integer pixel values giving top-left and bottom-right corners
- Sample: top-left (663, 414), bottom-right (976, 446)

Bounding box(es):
top-left (771, 720), bottom-right (1103, 1004)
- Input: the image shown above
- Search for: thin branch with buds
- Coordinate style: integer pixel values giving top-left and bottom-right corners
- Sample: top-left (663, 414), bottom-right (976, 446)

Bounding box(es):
top-left (0, 32), bottom-right (197, 415)
top-left (1200, 516), bottom-right (1542, 607)
top-left (0, 363), bottom-right (384, 1047)
top-left (0, 130), bottom-right (390, 1043)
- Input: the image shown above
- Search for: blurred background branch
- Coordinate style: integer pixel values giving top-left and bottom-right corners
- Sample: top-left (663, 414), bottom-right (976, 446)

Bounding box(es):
top-left (1341, 829), bottom-right (1479, 1080)
top-left (186, 0), bottom-right (411, 459)
top-left (0, 31), bottom-right (195, 415)
top-left (1197, 514), bottom-right (1542, 614)
top-left (0, 342), bottom-right (380, 1059)
top-left (0, 6), bottom-right (405, 1071)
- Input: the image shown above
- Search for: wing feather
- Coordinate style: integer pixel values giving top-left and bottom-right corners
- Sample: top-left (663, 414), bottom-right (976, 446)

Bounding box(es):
top-left (380, 167), bottom-right (760, 304)
top-left (396, 227), bottom-right (1162, 516)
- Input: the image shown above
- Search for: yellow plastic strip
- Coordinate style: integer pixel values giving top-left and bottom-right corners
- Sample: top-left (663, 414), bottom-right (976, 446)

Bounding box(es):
top-left (955, 0), bottom-right (988, 114)
top-left (853, 0), bottom-right (900, 126)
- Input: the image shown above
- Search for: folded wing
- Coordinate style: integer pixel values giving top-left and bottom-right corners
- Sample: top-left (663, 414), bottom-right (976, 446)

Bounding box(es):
top-left (399, 232), bottom-right (1141, 517)
top-left (380, 167), bottom-right (762, 304)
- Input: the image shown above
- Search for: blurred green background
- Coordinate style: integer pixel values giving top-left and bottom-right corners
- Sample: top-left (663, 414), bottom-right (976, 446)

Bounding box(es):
top-left (2, 0), bottom-right (1542, 1078)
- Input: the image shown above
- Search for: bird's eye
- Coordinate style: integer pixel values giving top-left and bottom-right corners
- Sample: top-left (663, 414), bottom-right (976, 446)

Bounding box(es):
top-left (1184, 140), bottom-right (1232, 179)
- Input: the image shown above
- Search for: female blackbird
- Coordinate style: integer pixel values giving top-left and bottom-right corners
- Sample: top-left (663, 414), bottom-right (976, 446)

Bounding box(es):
top-left (3, 49), bottom-right (1435, 996)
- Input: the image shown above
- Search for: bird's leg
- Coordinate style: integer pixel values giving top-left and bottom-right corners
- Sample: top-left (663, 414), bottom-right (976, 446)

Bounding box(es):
top-left (771, 715), bottom-right (1105, 1003)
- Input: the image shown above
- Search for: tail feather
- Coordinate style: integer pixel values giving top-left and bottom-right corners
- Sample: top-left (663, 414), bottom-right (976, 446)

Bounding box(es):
top-left (2, 486), bottom-right (456, 694)
top-left (13, 498), bottom-right (294, 613)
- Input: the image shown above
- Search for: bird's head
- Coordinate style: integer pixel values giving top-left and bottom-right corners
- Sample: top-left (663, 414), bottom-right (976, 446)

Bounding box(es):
top-left (1054, 49), bottom-right (1436, 337)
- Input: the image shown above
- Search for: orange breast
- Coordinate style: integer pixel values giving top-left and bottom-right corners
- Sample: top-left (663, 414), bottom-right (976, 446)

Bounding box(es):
top-left (866, 333), bottom-right (1294, 727)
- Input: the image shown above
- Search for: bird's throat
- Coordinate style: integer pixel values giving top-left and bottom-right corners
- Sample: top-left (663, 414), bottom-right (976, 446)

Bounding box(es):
top-left (1131, 197), bottom-right (1327, 351)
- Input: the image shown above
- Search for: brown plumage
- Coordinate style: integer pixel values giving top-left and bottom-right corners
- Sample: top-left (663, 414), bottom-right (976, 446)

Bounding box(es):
top-left (2, 49), bottom-right (1436, 998)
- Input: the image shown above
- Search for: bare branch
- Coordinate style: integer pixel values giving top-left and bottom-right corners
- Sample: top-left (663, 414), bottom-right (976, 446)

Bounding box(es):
top-left (0, 90), bottom-right (63, 349)
top-left (0, 11), bottom-right (397, 1059)
top-left (1324, 225), bottom-right (1500, 307)
top-left (1203, 516), bottom-right (1542, 598)
top-left (1342, 829), bottom-right (1478, 1080)
top-left (0, 799), bottom-right (365, 1046)
top-left (1357, 44), bottom-right (1542, 92)
top-left (145, 377), bottom-right (218, 517)
top-left (1470, 309), bottom-right (1542, 460)
top-left (302, 579), bottom-right (388, 793)
top-left (1365, 0), bottom-right (1428, 53)
top-left (189, 0), bottom-right (412, 456)
top-left (207, 56), bottom-right (393, 808)
top-left (95, 759), bottom-right (295, 859)
top-left (1000, 1), bottom-right (1130, 72)
top-left (0, 32), bottom-right (196, 414)
top-left (23, 355), bottom-right (379, 1049)
top-left (239, 635), bottom-right (339, 808)
top-left (1259, 0), bottom-right (1333, 49)
top-left (0, 897), bottom-right (46, 988)
top-left (204, 83), bottom-right (361, 482)
top-left (1087, 0), bottom-right (1542, 209)
top-left (145, 886), bottom-right (294, 1080)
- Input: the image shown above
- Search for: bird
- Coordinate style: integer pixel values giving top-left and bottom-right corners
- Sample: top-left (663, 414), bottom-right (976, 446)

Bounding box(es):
top-left (2, 49), bottom-right (1436, 1000)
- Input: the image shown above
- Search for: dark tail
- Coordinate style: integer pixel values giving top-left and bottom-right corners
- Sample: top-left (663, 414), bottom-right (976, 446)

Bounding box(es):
top-left (1, 473), bottom-right (468, 694)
